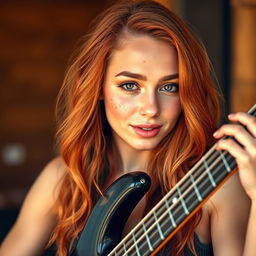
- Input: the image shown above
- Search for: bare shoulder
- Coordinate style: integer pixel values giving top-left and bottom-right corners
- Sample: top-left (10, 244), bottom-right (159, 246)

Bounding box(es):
top-left (40, 156), bottom-right (66, 181)
top-left (209, 171), bottom-right (250, 211)
top-left (0, 156), bottom-right (67, 255)
top-left (23, 156), bottom-right (67, 208)
top-left (36, 156), bottom-right (67, 198)
top-left (207, 172), bottom-right (251, 255)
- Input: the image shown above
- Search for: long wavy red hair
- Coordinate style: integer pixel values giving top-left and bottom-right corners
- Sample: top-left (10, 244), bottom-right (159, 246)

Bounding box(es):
top-left (48, 1), bottom-right (222, 255)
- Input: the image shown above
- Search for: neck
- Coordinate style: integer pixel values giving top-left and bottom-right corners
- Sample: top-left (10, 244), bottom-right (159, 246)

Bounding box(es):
top-left (113, 136), bottom-right (151, 174)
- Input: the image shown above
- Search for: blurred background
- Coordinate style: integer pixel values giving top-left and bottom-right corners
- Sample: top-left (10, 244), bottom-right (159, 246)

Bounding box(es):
top-left (0, 0), bottom-right (255, 254)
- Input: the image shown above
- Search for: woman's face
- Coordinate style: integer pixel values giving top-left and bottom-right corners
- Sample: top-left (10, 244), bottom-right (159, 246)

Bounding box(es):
top-left (103, 33), bottom-right (181, 151)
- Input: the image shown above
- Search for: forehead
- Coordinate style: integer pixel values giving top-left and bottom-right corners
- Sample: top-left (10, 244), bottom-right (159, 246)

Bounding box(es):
top-left (107, 33), bottom-right (178, 76)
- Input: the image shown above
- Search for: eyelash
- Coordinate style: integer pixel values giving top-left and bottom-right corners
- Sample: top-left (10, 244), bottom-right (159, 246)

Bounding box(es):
top-left (118, 81), bottom-right (179, 93)
top-left (159, 83), bottom-right (179, 93)
top-left (118, 82), bottom-right (138, 91)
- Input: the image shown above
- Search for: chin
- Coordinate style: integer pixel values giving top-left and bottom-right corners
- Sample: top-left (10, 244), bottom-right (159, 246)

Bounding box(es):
top-left (132, 142), bottom-right (159, 151)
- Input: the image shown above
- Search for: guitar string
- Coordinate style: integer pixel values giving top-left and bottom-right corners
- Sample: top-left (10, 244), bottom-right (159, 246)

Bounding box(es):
top-left (110, 106), bottom-right (256, 255)
top-left (109, 148), bottom-right (233, 256)
top-left (131, 107), bottom-right (256, 255)
top-left (110, 148), bottom-right (232, 255)
top-left (117, 152), bottom-right (233, 256)
top-left (134, 156), bottom-right (235, 256)
top-left (110, 144), bottom-right (221, 254)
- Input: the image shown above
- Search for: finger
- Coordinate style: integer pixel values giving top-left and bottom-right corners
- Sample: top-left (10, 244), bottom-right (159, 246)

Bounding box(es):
top-left (216, 138), bottom-right (253, 168)
top-left (213, 124), bottom-right (256, 155)
top-left (228, 112), bottom-right (256, 137)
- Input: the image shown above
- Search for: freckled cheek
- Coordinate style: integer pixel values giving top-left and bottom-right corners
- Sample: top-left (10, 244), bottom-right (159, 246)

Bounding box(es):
top-left (105, 94), bottom-right (136, 119)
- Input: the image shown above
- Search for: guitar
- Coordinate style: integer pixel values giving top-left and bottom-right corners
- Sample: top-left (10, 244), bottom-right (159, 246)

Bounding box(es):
top-left (71, 104), bottom-right (256, 256)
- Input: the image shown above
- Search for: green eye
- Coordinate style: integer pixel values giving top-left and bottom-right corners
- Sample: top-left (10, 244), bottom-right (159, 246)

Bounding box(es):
top-left (160, 83), bottom-right (179, 93)
top-left (120, 82), bottom-right (138, 91)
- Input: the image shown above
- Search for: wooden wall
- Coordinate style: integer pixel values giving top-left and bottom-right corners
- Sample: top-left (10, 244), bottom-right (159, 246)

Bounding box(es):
top-left (230, 0), bottom-right (256, 112)
top-left (0, 1), bottom-right (109, 207)
top-left (0, 0), bottom-right (255, 208)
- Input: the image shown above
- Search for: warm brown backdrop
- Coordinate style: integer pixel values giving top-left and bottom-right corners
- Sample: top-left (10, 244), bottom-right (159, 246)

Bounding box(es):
top-left (230, 0), bottom-right (256, 112)
top-left (0, 0), bottom-right (255, 209)
top-left (0, 0), bottom-right (112, 207)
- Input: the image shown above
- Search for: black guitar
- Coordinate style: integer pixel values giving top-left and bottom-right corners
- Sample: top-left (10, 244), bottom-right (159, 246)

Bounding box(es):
top-left (71, 104), bottom-right (256, 256)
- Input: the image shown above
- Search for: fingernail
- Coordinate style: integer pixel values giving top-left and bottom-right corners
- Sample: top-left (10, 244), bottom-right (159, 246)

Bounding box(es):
top-left (213, 130), bottom-right (219, 137)
top-left (228, 113), bottom-right (235, 118)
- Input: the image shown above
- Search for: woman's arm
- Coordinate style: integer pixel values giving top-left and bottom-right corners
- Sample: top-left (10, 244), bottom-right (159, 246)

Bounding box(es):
top-left (0, 157), bottom-right (66, 256)
top-left (213, 112), bottom-right (256, 256)
top-left (209, 172), bottom-right (250, 256)
top-left (243, 200), bottom-right (256, 256)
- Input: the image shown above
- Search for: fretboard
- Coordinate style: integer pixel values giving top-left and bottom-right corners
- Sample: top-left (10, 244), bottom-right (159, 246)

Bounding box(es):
top-left (108, 104), bottom-right (256, 256)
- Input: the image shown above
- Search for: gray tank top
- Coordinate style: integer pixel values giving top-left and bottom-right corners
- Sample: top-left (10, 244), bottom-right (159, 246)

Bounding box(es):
top-left (157, 233), bottom-right (213, 256)
top-left (184, 233), bottom-right (213, 256)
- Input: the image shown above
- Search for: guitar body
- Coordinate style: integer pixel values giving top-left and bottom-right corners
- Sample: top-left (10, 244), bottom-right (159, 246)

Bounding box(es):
top-left (71, 172), bottom-right (151, 256)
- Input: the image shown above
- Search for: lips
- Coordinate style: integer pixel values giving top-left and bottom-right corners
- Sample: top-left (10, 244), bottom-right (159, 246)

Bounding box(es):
top-left (130, 124), bottom-right (162, 138)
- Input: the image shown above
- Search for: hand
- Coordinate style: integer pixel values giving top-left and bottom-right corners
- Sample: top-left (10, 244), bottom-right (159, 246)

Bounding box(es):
top-left (213, 112), bottom-right (256, 201)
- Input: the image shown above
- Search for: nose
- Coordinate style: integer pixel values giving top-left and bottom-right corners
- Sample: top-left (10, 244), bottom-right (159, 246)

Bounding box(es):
top-left (139, 90), bottom-right (159, 117)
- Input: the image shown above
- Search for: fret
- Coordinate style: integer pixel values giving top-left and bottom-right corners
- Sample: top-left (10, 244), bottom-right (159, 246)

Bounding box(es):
top-left (211, 162), bottom-right (229, 184)
top-left (197, 152), bottom-right (235, 200)
top-left (219, 150), bottom-right (231, 172)
top-left (164, 189), bottom-right (182, 222)
top-left (142, 223), bottom-right (154, 252)
top-left (153, 211), bottom-right (165, 240)
top-left (164, 198), bottom-right (177, 228)
top-left (226, 154), bottom-right (236, 171)
top-left (135, 234), bottom-right (152, 256)
top-left (185, 189), bottom-right (202, 214)
top-left (139, 212), bottom-right (159, 250)
top-left (119, 228), bottom-right (144, 255)
top-left (191, 153), bottom-right (216, 183)
top-left (197, 172), bottom-right (215, 199)
top-left (169, 198), bottom-right (187, 226)
top-left (189, 174), bottom-right (203, 202)
top-left (122, 242), bottom-right (127, 255)
top-left (221, 152), bottom-right (236, 173)
top-left (177, 186), bottom-right (189, 215)
top-left (211, 152), bottom-right (236, 185)
top-left (157, 207), bottom-right (176, 238)
top-left (203, 160), bottom-right (216, 187)
top-left (148, 226), bottom-right (162, 250)
top-left (128, 224), bottom-right (153, 256)
top-left (132, 232), bottom-right (141, 256)
top-left (145, 195), bottom-right (182, 249)
top-left (143, 213), bottom-right (156, 231)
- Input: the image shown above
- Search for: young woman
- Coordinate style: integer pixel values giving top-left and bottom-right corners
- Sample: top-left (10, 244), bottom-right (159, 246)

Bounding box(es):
top-left (1, 0), bottom-right (255, 255)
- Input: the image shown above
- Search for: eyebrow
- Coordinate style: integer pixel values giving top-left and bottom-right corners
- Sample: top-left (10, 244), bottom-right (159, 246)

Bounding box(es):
top-left (115, 71), bottom-right (179, 82)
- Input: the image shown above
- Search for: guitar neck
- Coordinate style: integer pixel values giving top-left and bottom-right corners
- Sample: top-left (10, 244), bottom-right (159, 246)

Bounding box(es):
top-left (108, 104), bottom-right (256, 256)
